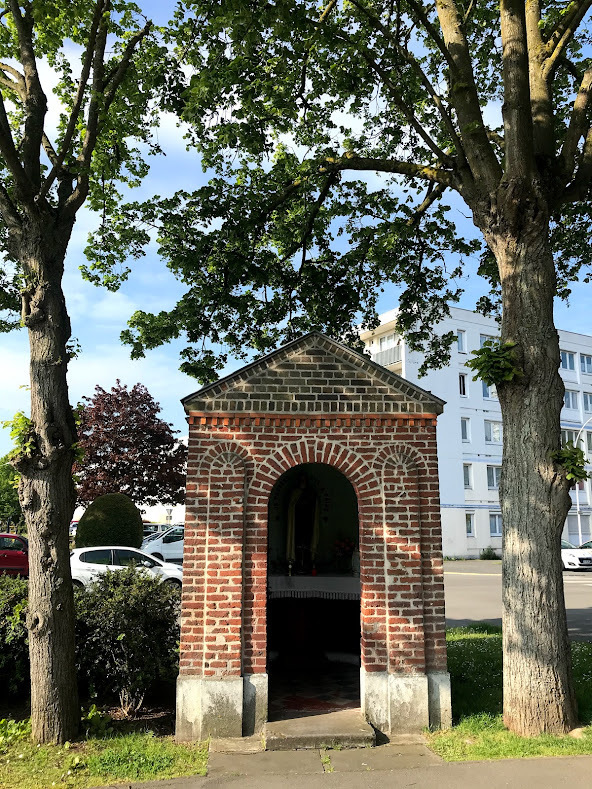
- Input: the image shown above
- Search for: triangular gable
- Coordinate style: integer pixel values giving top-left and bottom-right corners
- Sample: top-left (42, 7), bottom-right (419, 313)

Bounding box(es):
top-left (182, 332), bottom-right (444, 416)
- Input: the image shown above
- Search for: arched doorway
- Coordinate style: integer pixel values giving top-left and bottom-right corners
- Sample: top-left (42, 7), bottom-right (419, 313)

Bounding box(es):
top-left (267, 463), bottom-right (361, 720)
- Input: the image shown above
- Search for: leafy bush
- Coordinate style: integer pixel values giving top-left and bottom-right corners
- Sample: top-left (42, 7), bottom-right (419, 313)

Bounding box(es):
top-left (75, 567), bottom-right (180, 716)
top-left (0, 575), bottom-right (28, 696)
top-left (75, 492), bottom-right (143, 549)
top-left (0, 717), bottom-right (31, 752)
top-left (480, 545), bottom-right (500, 560)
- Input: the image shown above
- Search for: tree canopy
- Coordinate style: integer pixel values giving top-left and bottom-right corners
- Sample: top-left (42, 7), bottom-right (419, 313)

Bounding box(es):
top-left (85, 0), bottom-right (592, 380)
top-left (76, 381), bottom-right (187, 508)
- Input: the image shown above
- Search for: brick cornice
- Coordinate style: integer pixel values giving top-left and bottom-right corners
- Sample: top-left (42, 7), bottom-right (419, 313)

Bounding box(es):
top-left (186, 411), bottom-right (439, 428)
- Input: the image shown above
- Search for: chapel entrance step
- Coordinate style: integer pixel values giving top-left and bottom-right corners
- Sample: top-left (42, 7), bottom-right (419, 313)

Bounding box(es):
top-left (264, 708), bottom-right (375, 751)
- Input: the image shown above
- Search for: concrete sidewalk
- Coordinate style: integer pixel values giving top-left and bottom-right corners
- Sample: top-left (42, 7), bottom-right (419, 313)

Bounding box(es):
top-left (101, 742), bottom-right (592, 789)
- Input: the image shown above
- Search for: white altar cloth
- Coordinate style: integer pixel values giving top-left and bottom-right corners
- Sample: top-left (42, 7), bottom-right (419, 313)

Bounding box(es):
top-left (268, 575), bottom-right (360, 600)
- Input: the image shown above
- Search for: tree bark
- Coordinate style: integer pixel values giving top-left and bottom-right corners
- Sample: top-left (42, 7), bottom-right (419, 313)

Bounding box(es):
top-left (478, 184), bottom-right (578, 735)
top-left (16, 210), bottom-right (79, 743)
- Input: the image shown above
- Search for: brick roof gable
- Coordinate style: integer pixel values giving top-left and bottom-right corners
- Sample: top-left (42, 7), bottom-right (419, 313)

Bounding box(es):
top-left (182, 332), bottom-right (445, 416)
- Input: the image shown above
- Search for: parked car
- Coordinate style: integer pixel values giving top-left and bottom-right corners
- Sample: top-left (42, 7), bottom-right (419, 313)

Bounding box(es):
top-left (70, 546), bottom-right (183, 588)
top-left (561, 540), bottom-right (592, 570)
top-left (141, 525), bottom-right (184, 563)
top-left (0, 533), bottom-right (28, 577)
top-left (142, 522), bottom-right (167, 538)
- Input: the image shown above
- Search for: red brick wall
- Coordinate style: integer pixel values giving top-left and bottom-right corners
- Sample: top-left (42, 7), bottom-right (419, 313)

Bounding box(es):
top-left (179, 413), bottom-right (447, 681)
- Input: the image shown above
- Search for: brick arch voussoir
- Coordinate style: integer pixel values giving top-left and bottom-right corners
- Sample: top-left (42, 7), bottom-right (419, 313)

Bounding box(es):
top-left (374, 442), bottom-right (430, 475)
top-left (196, 440), bottom-right (255, 479)
top-left (253, 438), bottom-right (380, 504)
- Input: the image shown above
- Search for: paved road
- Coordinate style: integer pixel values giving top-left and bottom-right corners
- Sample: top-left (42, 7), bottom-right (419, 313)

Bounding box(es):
top-left (445, 560), bottom-right (592, 640)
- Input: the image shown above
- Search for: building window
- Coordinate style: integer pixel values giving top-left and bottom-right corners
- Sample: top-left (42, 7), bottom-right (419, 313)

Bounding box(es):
top-left (461, 417), bottom-right (471, 442)
top-left (584, 393), bottom-right (592, 413)
top-left (463, 463), bottom-right (472, 489)
top-left (564, 390), bottom-right (578, 410)
top-left (489, 513), bottom-right (503, 537)
top-left (484, 420), bottom-right (502, 443)
top-left (588, 432), bottom-right (592, 454)
top-left (379, 333), bottom-right (396, 351)
top-left (466, 512), bottom-right (475, 537)
top-left (561, 429), bottom-right (583, 449)
top-left (581, 354), bottom-right (592, 374)
top-left (482, 380), bottom-right (498, 399)
top-left (459, 373), bottom-right (467, 396)
top-left (457, 329), bottom-right (466, 353)
top-left (487, 465), bottom-right (502, 489)
top-left (560, 350), bottom-right (575, 371)
top-left (480, 333), bottom-right (496, 348)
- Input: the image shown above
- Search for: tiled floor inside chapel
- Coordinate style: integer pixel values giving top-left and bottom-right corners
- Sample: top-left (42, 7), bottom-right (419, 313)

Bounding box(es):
top-left (268, 658), bottom-right (360, 721)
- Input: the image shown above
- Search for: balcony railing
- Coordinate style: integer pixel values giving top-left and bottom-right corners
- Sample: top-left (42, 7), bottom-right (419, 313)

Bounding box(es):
top-left (372, 345), bottom-right (402, 367)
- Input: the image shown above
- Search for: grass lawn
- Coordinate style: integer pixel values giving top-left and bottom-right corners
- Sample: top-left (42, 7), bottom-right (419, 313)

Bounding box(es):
top-left (428, 623), bottom-right (592, 761)
top-left (0, 720), bottom-right (208, 789)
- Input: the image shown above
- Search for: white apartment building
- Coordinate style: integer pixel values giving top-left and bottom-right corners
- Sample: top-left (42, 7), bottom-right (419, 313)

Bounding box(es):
top-left (360, 306), bottom-right (592, 557)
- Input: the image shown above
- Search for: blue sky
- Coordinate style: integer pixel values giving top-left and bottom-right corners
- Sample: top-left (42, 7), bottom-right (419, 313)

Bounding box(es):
top-left (0, 1), bottom-right (591, 457)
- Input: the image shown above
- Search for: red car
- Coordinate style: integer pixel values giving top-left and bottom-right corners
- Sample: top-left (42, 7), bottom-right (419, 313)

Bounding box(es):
top-left (0, 533), bottom-right (29, 577)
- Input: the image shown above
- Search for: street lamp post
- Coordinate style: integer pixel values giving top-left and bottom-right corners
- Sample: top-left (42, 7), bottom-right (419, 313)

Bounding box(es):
top-left (574, 415), bottom-right (592, 546)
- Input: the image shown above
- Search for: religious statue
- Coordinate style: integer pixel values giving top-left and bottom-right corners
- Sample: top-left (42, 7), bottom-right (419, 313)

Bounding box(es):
top-left (286, 476), bottom-right (319, 575)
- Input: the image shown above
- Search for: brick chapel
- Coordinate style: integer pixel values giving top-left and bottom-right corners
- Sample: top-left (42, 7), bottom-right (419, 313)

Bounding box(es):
top-left (176, 332), bottom-right (451, 740)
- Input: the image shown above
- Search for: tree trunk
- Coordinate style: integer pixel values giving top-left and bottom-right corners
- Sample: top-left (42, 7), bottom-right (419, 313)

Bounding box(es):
top-left (17, 213), bottom-right (79, 743)
top-left (482, 188), bottom-right (578, 735)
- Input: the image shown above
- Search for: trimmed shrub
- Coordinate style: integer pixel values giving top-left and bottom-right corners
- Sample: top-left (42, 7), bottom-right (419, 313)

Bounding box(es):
top-left (75, 493), bottom-right (143, 548)
top-left (74, 567), bottom-right (180, 716)
top-left (480, 545), bottom-right (500, 560)
top-left (0, 575), bottom-right (29, 696)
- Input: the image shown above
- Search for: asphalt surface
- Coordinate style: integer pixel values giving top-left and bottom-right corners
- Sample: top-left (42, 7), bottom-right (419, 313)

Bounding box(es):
top-left (444, 559), bottom-right (592, 639)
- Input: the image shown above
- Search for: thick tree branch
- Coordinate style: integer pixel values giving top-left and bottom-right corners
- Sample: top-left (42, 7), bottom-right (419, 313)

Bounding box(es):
top-left (562, 127), bottom-right (592, 202)
top-left (9, 0), bottom-right (46, 191)
top-left (0, 89), bottom-right (32, 197)
top-left (320, 152), bottom-right (456, 187)
top-left (280, 171), bottom-right (339, 264)
top-left (525, 0), bottom-right (554, 158)
top-left (406, 0), bottom-right (457, 72)
top-left (0, 61), bottom-right (25, 98)
top-left (64, 13), bottom-right (152, 216)
top-left (499, 0), bottom-right (535, 177)
top-left (544, 0), bottom-right (592, 78)
top-left (435, 0), bottom-right (502, 189)
top-left (406, 182), bottom-right (447, 226)
top-left (560, 67), bottom-right (592, 184)
top-left (38, 0), bottom-right (107, 202)
top-left (0, 177), bottom-right (22, 232)
top-left (42, 133), bottom-right (59, 167)
top-left (101, 21), bottom-right (152, 114)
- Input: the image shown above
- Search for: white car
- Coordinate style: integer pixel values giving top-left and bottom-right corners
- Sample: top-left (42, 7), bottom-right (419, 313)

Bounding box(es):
top-left (70, 546), bottom-right (183, 588)
top-left (561, 540), bottom-right (592, 571)
top-left (141, 525), bottom-right (184, 563)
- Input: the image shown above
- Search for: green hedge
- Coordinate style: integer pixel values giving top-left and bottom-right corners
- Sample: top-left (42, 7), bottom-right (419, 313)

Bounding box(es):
top-left (75, 567), bottom-right (180, 715)
top-left (76, 493), bottom-right (143, 549)
top-left (0, 574), bottom-right (29, 696)
top-left (0, 569), bottom-right (179, 711)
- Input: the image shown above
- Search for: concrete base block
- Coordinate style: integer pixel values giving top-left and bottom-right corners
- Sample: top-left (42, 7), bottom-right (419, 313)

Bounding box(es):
top-left (361, 670), bottom-right (429, 734)
top-left (176, 675), bottom-right (243, 741)
top-left (427, 671), bottom-right (452, 730)
top-left (243, 673), bottom-right (268, 736)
